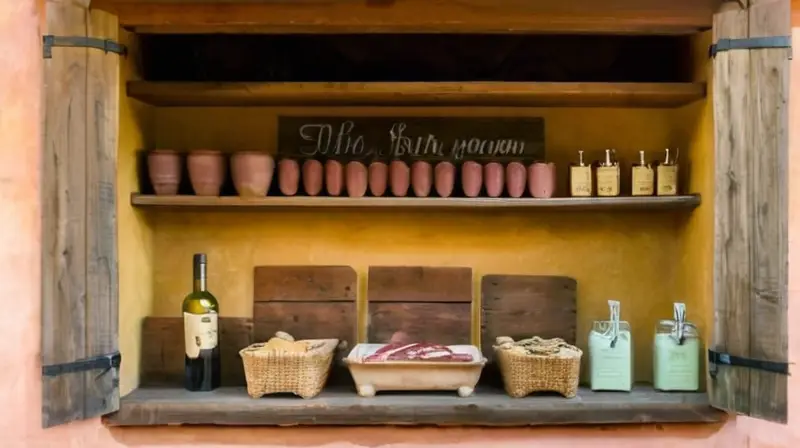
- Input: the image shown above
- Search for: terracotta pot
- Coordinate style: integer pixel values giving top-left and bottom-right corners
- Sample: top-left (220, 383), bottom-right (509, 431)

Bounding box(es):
top-left (506, 162), bottom-right (527, 198)
top-left (411, 161), bottom-right (432, 197)
top-left (302, 159), bottom-right (323, 196)
top-left (368, 162), bottom-right (388, 197)
top-left (389, 160), bottom-right (410, 197)
top-left (528, 162), bottom-right (557, 199)
top-left (461, 161), bottom-right (483, 198)
top-left (278, 159), bottom-right (300, 196)
top-left (484, 162), bottom-right (504, 198)
top-left (434, 162), bottom-right (455, 198)
top-left (147, 149), bottom-right (181, 196)
top-left (231, 152), bottom-right (274, 197)
top-left (325, 160), bottom-right (344, 196)
top-left (346, 161), bottom-right (368, 198)
top-left (187, 150), bottom-right (225, 196)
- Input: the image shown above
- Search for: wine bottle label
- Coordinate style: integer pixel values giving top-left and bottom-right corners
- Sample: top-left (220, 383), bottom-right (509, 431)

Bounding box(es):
top-left (657, 165), bottom-right (678, 196)
top-left (596, 166), bottom-right (620, 197)
top-left (570, 166), bottom-right (593, 197)
top-left (631, 166), bottom-right (654, 196)
top-left (184, 311), bottom-right (218, 359)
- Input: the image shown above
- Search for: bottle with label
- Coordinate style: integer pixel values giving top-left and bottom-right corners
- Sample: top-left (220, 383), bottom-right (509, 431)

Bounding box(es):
top-left (569, 150), bottom-right (593, 197)
top-left (182, 253), bottom-right (221, 391)
top-left (655, 148), bottom-right (679, 196)
top-left (589, 300), bottom-right (633, 391)
top-left (653, 302), bottom-right (700, 391)
top-left (595, 149), bottom-right (620, 197)
top-left (631, 150), bottom-right (654, 196)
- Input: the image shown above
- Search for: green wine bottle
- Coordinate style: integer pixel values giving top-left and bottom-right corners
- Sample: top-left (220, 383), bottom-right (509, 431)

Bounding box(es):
top-left (182, 253), bottom-right (221, 391)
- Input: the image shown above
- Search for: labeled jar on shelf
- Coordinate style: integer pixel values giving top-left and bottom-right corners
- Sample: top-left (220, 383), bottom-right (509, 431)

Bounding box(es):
top-left (569, 150), bottom-right (593, 197)
top-left (595, 149), bottom-right (620, 197)
top-left (588, 300), bottom-right (633, 392)
top-left (653, 302), bottom-right (700, 392)
top-left (631, 150), bottom-right (654, 196)
top-left (655, 148), bottom-right (679, 196)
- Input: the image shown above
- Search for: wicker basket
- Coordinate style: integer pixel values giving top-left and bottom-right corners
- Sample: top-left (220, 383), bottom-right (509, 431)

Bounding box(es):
top-left (494, 336), bottom-right (582, 398)
top-left (239, 338), bottom-right (338, 399)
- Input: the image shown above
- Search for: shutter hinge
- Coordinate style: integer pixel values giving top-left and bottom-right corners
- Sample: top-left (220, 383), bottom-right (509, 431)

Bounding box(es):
top-left (42, 35), bottom-right (127, 59)
top-left (42, 351), bottom-right (121, 388)
top-left (709, 36), bottom-right (792, 59)
top-left (708, 349), bottom-right (790, 378)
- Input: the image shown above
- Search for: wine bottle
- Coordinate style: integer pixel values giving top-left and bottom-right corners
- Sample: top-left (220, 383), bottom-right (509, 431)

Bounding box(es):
top-left (182, 253), bottom-right (221, 391)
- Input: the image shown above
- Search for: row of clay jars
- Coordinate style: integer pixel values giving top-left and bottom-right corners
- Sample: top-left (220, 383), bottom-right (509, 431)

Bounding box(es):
top-left (147, 150), bottom-right (274, 197)
top-left (278, 159), bottom-right (556, 198)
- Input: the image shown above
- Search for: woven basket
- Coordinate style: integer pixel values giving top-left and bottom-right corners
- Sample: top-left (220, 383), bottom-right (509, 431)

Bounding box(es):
top-left (494, 336), bottom-right (582, 398)
top-left (239, 338), bottom-right (338, 399)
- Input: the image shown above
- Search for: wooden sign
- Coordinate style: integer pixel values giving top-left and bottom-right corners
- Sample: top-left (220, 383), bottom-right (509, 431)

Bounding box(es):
top-left (277, 117), bottom-right (545, 163)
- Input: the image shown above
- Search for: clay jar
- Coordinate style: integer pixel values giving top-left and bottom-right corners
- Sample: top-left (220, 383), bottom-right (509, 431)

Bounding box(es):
top-left (506, 162), bottom-right (527, 198)
top-left (461, 161), bottom-right (483, 198)
top-left (231, 152), bottom-right (274, 197)
top-left (346, 162), bottom-right (368, 198)
top-left (389, 161), bottom-right (410, 197)
top-left (411, 161), bottom-right (432, 197)
top-left (484, 162), bottom-right (505, 198)
top-left (325, 160), bottom-right (344, 196)
top-left (368, 162), bottom-right (388, 197)
top-left (302, 159), bottom-right (323, 196)
top-left (278, 159), bottom-right (300, 196)
top-left (434, 162), bottom-right (455, 198)
top-left (187, 150), bottom-right (225, 196)
top-left (147, 149), bottom-right (181, 195)
top-left (528, 162), bottom-right (557, 199)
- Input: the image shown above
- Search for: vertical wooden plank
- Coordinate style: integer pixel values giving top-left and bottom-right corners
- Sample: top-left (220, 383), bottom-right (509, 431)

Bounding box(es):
top-left (41, 0), bottom-right (89, 428)
top-left (85, 9), bottom-right (120, 418)
top-left (747, 0), bottom-right (790, 423)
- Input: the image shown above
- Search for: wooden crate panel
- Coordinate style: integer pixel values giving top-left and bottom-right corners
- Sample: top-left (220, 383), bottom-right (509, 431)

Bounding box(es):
top-left (368, 302), bottom-right (471, 345)
top-left (140, 317), bottom-right (253, 387)
top-left (480, 275), bottom-right (577, 361)
top-left (367, 266), bottom-right (472, 302)
top-left (253, 265), bottom-right (357, 302)
top-left (253, 302), bottom-right (356, 345)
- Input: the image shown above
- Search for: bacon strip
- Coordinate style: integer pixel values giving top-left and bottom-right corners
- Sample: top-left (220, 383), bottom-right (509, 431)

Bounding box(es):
top-left (363, 342), bottom-right (473, 362)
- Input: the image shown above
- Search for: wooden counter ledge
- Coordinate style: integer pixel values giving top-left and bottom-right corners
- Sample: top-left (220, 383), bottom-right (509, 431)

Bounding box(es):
top-left (104, 386), bottom-right (724, 427)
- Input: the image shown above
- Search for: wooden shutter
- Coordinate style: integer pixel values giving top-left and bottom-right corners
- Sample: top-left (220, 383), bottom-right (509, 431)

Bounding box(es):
top-left (41, 1), bottom-right (122, 428)
top-left (710, 0), bottom-right (790, 424)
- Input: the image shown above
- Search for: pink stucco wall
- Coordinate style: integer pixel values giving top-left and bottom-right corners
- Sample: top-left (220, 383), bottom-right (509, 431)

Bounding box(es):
top-left (2, 1), bottom-right (798, 446)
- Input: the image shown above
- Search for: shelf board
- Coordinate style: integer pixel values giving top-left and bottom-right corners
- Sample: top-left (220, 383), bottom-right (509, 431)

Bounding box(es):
top-left (104, 385), bottom-right (724, 427)
top-left (130, 193), bottom-right (701, 211)
top-left (126, 81), bottom-right (706, 108)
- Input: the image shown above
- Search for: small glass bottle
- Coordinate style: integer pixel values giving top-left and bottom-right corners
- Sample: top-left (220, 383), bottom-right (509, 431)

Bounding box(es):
top-left (653, 302), bottom-right (701, 392)
top-left (569, 150), bottom-right (593, 197)
top-left (655, 148), bottom-right (679, 196)
top-left (631, 150), bottom-right (654, 196)
top-left (595, 149), bottom-right (620, 197)
top-left (589, 300), bottom-right (633, 392)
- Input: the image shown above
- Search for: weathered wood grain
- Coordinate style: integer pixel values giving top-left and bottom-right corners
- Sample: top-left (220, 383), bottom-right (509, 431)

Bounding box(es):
top-left (480, 275), bottom-right (577, 361)
top-left (104, 385), bottom-right (725, 427)
top-left (253, 265), bottom-right (356, 302)
top-left (368, 303), bottom-right (472, 345)
top-left (140, 317), bottom-right (253, 387)
top-left (367, 266), bottom-right (472, 303)
top-left (746, 0), bottom-right (789, 423)
top-left (41, 0), bottom-right (90, 428)
top-left (253, 302), bottom-right (356, 345)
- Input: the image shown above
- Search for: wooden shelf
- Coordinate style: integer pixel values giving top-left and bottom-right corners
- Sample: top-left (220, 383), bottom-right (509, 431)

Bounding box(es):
top-left (104, 385), bottom-right (724, 427)
top-left (126, 81), bottom-right (706, 108)
top-left (130, 194), bottom-right (701, 211)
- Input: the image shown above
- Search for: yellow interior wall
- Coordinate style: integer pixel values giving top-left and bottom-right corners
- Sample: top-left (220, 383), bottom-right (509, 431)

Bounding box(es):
top-left (117, 29), bottom-right (155, 395)
top-left (144, 105), bottom-right (703, 384)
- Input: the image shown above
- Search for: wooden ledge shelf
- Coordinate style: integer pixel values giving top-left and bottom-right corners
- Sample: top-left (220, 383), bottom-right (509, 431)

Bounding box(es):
top-left (130, 194), bottom-right (701, 211)
top-left (126, 81), bottom-right (706, 108)
top-left (104, 386), bottom-right (724, 427)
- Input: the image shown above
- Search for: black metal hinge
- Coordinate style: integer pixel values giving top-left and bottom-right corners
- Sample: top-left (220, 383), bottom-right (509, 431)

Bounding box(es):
top-left (42, 351), bottom-right (121, 388)
top-left (708, 349), bottom-right (790, 378)
top-left (709, 36), bottom-right (792, 59)
top-left (42, 35), bottom-right (127, 59)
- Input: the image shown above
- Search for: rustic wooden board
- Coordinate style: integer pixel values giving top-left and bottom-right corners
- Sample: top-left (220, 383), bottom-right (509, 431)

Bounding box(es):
top-left (106, 385), bottom-right (724, 427)
top-left (367, 266), bottom-right (472, 303)
top-left (140, 317), bottom-right (253, 387)
top-left (277, 117), bottom-right (544, 164)
top-left (368, 303), bottom-right (472, 345)
top-left (253, 302), bottom-right (356, 344)
top-left (253, 265), bottom-right (357, 302)
top-left (480, 275), bottom-right (577, 361)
